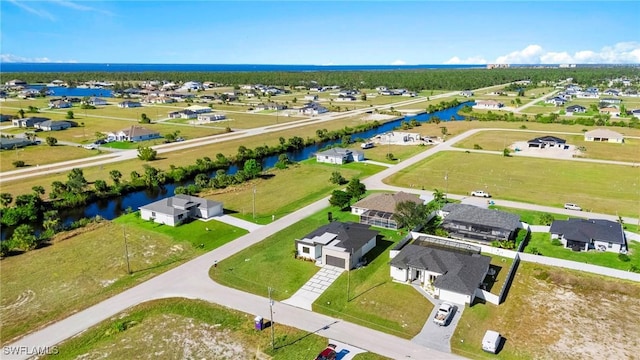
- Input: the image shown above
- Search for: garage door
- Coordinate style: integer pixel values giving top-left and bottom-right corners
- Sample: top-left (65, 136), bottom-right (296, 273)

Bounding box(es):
top-left (325, 255), bottom-right (346, 269)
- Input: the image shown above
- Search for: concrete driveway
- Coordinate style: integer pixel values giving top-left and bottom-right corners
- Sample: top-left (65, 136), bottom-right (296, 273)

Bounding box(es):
top-left (411, 300), bottom-right (464, 353)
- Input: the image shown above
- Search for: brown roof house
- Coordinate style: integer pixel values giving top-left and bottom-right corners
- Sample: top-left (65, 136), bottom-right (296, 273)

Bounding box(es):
top-left (351, 191), bottom-right (424, 229)
top-left (107, 125), bottom-right (161, 142)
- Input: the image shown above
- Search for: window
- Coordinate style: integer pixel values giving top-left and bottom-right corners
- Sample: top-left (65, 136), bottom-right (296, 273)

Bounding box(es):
top-left (151, 212), bottom-right (156, 217)
top-left (302, 246), bottom-right (310, 254)
top-left (178, 214), bottom-right (184, 220)
top-left (608, 242), bottom-right (612, 248)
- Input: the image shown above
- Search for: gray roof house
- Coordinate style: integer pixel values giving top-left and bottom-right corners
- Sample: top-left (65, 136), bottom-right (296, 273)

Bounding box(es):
top-left (12, 117), bottom-right (49, 128)
top-left (390, 237), bottom-right (491, 304)
top-left (295, 222), bottom-right (378, 270)
top-left (35, 120), bottom-right (72, 131)
top-left (440, 203), bottom-right (521, 242)
top-left (315, 147), bottom-right (364, 165)
top-left (566, 104), bottom-right (587, 114)
top-left (0, 137), bottom-right (35, 150)
top-left (550, 218), bottom-right (626, 253)
top-left (527, 136), bottom-right (567, 148)
top-left (139, 195), bottom-right (223, 227)
top-left (351, 191), bottom-right (424, 229)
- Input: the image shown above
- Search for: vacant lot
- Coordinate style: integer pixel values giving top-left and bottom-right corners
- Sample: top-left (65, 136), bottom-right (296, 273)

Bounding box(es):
top-left (452, 262), bottom-right (640, 359)
top-left (454, 130), bottom-right (640, 162)
top-left (202, 160), bottom-right (385, 224)
top-left (0, 217), bottom-right (244, 344)
top-left (385, 151), bottom-right (640, 217)
top-left (0, 144), bottom-right (98, 171)
top-left (43, 298), bottom-right (388, 360)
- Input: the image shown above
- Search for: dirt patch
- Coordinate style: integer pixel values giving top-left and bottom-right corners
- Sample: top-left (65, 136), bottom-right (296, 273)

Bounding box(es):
top-left (73, 314), bottom-right (250, 360)
top-left (524, 268), bottom-right (640, 360)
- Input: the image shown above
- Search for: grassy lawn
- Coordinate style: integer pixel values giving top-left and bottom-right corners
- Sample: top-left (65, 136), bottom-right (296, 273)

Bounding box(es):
top-left (210, 204), bottom-right (428, 340)
top-left (490, 206), bottom-right (575, 225)
top-left (43, 298), bottom-right (365, 360)
top-left (0, 216), bottom-right (245, 345)
top-left (525, 232), bottom-right (640, 271)
top-left (0, 144), bottom-right (97, 171)
top-left (453, 129), bottom-right (640, 162)
top-left (385, 151), bottom-right (640, 217)
top-left (202, 160), bottom-right (386, 225)
top-left (485, 255), bottom-right (514, 296)
top-left (313, 228), bottom-right (433, 339)
top-left (354, 143), bottom-right (428, 164)
top-left (451, 262), bottom-right (640, 359)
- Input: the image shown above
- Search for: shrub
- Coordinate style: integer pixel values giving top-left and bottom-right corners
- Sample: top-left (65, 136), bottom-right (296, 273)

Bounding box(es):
top-left (386, 153), bottom-right (395, 161)
top-left (527, 247), bottom-right (541, 255)
top-left (551, 238), bottom-right (562, 246)
top-left (12, 160), bottom-right (26, 168)
top-left (618, 253), bottom-right (630, 262)
top-left (538, 213), bottom-right (555, 226)
top-left (473, 144), bottom-right (482, 150)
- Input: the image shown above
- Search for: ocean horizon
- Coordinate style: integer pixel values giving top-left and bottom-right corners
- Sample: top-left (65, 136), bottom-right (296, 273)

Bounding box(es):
top-left (2, 62), bottom-right (493, 73)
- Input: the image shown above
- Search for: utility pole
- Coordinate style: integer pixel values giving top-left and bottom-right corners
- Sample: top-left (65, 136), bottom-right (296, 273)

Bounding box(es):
top-left (268, 287), bottom-right (275, 349)
top-left (123, 225), bottom-right (131, 274)
top-left (444, 171), bottom-right (449, 202)
top-left (347, 267), bottom-right (350, 302)
top-left (252, 186), bottom-right (257, 220)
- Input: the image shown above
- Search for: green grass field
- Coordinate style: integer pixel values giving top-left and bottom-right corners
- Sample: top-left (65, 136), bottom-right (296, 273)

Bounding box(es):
top-left (385, 151), bottom-right (640, 217)
top-left (42, 298), bottom-right (391, 360)
top-left (0, 216), bottom-right (245, 345)
top-left (0, 144), bottom-right (99, 171)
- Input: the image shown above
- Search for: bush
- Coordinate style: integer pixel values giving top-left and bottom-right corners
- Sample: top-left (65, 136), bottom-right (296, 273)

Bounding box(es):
top-left (538, 213), bottom-right (555, 225)
top-left (551, 239), bottom-right (562, 246)
top-left (527, 247), bottom-right (541, 255)
top-left (386, 153), bottom-right (395, 161)
top-left (12, 160), bottom-right (26, 168)
top-left (618, 253), bottom-right (630, 262)
top-left (473, 144), bottom-right (482, 150)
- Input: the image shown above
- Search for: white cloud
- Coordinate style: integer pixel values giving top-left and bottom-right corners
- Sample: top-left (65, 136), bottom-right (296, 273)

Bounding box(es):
top-left (50, 0), bottom-right (115, 16)
top-left (444, 56), bottom-right (487, 64)
top-left (391, 59), bottom-right (407, 65)
top-left (492, 42), bottom-right (640, 64)
top-left (0, 54), bottom-right (77, 63)
top-left (7, 0), bottom-right (55, 21)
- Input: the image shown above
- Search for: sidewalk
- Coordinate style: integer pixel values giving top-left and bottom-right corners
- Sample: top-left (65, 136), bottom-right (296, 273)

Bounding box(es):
top-left (281, 265), bottom-right (345, 310)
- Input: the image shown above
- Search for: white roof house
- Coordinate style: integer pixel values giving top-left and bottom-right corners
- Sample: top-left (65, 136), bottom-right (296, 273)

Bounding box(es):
top-left (139, 195), bottom-right (223, 227)
top-left (315, 148), bottom-right (364, 165)
top-left (584, 129), bottom-right (624, 143)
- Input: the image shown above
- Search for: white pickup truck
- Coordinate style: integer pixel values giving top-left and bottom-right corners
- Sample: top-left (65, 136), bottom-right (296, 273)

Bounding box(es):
top-left (433, 302), bottom-right (455, 326)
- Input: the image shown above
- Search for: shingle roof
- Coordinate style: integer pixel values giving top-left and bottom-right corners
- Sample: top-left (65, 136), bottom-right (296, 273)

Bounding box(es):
top-left (139, 195), bottom-right (222, 216)
top-left (316, 147), bottom-right (352, 157)
top-left (584, 129), bottom-right (624, 140)
top-left (441, 204), bottom-right (520, 231)
top-left (527, 136), bottom-right (566, 144)
top-left (301, 222), bottom-right (378, 253)
top-left (390, 244), bottom-right (491, 295)
top-left (549, 218), bottom-right (625, 244)
top-left (352, 191), bottom-right (422, 213)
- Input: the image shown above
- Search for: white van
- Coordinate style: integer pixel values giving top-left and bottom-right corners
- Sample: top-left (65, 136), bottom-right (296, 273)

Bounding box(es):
top-left (482, 330), bottom-right (502, 354)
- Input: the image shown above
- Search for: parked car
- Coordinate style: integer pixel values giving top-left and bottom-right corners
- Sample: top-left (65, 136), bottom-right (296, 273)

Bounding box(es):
top-left (315, 344), bottom-right (337, 360)
top-left (360, 142), bottom-right (374, 149)
top-left (83, 143), bottom-right (99, 150)
top-left (471, 190), bottom-right (491, 198)
top-left (482, 330), bottom-right (502, 354)
top-left (564, 203), bottom-right (582, 211)
top-left (433, 302), bottom-right (455, 326)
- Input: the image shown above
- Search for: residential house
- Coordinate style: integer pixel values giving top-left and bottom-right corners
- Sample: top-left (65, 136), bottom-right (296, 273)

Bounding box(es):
top-left (549, 218), bottom-right (626, 253)
top-left (583, 129), bottom-right (624, 143)
top-left (544, 97), bottom-right (566, 106)
top-left (185, 105), bottom-right (212, 114)
top-left (295, 222), bottom-right (378, 270)
top-left (299, 102), bottom-right (328, 116)
top-left (118, 101), bottom-right (142, 108)
top-left (600, 98), bottom-right (622, 105)
top-left (6, 79), bottom-right (27, 86)
top-left (576, 91), bottom-right (599, 99)
top-left (139, 195), bottom-right (223, 227)
top-left (335, 95), bottom-right (357, 102)
top-left (12, 117), bottom-right (49, 128)
top-left (107, 125), bottom-right (161, 142)
top-left (255, 102), bottom-right (287, 111)
top-left (87, 97), bottom-right (108, 106)
top-left (526, 136), bottom-right (567, 149)
top-left (390, 236), bottom-right (491, 305)
top-left (599, 107), bottom-right (621, 117)
top-left (474, 100), bottom-right (504, 109)
top-left (315, 147), bottom-right (364, 164)
top-left (565, 105), bottom-right (587, 114)
top-left (0, 114), bottom-right (14, 122)
top-left (48, 99), bottom-right (72, 109)
top-left (351, 191), bottom-right (424, 230)
top-left (179, 81), bottom-right (203, 91)
top-left (35, 120), bottom-right (72, 131)
top-left (460, 90), bottom-right (474, 97)
top-left (0, 137), bottom-right (34, 150)
top-left (603, 89), bottom-right (620, 96)
top-left (304, 94), bottom-right (319, 101)
top-left (197, 113), bottom-right (226, 121)
top-left (439, 203), bottom-right (521, 243)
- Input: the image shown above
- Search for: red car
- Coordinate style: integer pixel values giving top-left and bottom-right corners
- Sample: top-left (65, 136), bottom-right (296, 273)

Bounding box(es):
top-left (315, 344), bottom-right (337, 360)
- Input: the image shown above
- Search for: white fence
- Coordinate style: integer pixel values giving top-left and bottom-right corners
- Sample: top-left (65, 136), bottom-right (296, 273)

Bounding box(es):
top-left (519, 252), bottom-right (640, 282)
top-left (475, 288), bottom-right (500, 305)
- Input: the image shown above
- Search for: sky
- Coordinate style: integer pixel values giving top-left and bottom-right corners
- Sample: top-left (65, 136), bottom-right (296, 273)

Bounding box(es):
top-left (1, 1), bottom-right (639, 65)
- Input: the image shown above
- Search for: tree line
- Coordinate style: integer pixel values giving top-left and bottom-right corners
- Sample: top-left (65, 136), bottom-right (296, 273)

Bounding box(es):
top-left (6, 68), bottom-right (639, 92)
